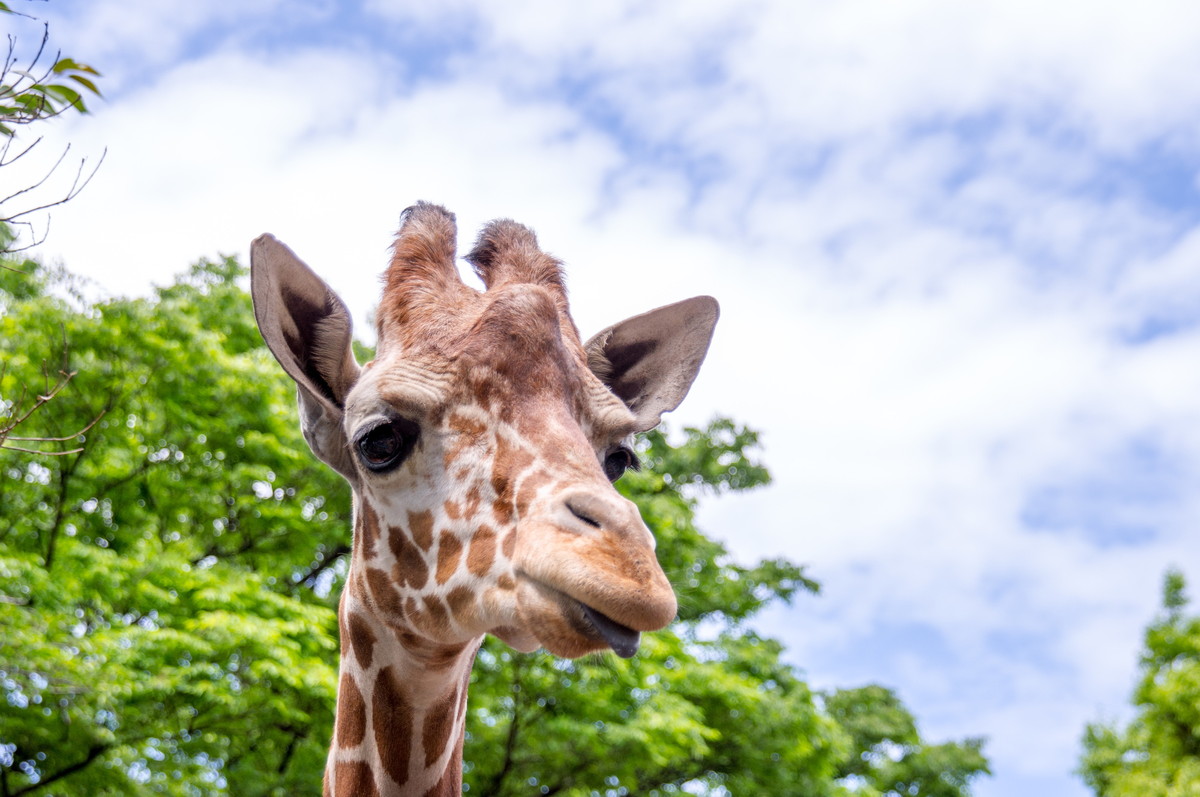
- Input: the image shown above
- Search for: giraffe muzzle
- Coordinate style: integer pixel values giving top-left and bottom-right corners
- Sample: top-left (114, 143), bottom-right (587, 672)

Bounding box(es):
top-left (556, 489), bottom-right (657, 549)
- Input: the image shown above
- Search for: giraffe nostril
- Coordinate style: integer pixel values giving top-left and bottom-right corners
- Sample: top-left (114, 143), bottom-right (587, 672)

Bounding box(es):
top-left (567, 500), bottom-right (602, 529)
top-left (558, 490), bottom-right (655, 544)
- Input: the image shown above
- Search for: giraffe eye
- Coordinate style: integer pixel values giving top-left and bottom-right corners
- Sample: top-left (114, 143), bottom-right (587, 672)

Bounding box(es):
top-left (603, 447), bottom-right (639, 483)
top-left (355, 418), bottom-right (419, 472)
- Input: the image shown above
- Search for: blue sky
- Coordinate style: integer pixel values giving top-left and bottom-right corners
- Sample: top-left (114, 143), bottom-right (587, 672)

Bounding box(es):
top-left (10, 2), bottom-right (1200, 795)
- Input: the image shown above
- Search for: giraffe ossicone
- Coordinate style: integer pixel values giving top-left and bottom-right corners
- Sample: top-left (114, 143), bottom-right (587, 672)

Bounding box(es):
top-left (250, 202), bottom-right (718, 796)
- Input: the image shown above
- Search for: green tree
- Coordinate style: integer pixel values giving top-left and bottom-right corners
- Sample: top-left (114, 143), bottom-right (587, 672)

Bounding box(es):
top-left (1, 0), bottom-right (106, 455)
top-left (826, 686), bottom-right (989, 797)
top-left (1, 256), bottom-right (346, 795)
top-left (1, 250), bottom-right (990, 795)
top-left (1080, 569), bottom-right (1200, 797)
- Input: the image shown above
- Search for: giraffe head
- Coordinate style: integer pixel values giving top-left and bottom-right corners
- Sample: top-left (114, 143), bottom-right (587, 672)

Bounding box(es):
top-left (251, 203), bottom-right (717, 661)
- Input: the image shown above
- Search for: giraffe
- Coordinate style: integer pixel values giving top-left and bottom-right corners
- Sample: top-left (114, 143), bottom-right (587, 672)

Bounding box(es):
top-left (250, 202), bottom-right (718, 796)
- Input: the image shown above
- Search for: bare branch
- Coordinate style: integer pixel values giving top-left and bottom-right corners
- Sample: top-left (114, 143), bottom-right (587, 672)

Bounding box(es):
top-left (0, 366), bottom-right (76, 436)
top-left (1, 256), bottom-right (34, 273)
top-left (8, 744), bottom-right (110, 797)
top-left (0, 331), bottom-right (102, 457)
top-left (0, 141), bottom-right (69, 205)
top-left (1, 146), bottom-right (107, 224)
top-left (0, 218), bottom-right (47, 255)
top-left (0, 134), bottom-right (43, 167)
top-left (0, 442), bottom-right (83, 455)
top-left (293, 543), bottom-right (351, 586)
top-left (7, 411), bottom-right (102, 441)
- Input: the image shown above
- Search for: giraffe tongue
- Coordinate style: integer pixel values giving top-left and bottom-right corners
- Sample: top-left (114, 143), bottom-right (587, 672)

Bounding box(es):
top-left (581, 604), bottom-right (640, 659)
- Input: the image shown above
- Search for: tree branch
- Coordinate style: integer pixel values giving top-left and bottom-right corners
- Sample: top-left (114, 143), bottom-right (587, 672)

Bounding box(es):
top-left (0, 333), bottom-right (105, 456)
top-left (8, 744), bottom-right (109, 797)
top-left (293, 543), bottom-right (350, 586)
top-left (0, 146), bottom-right (107, 247)
top-left (277, 727), bottom-right (306, 775)
top-left (43, 445), bottom-right (83, 570)
top-left (482, 657), bottom-right (524, 797)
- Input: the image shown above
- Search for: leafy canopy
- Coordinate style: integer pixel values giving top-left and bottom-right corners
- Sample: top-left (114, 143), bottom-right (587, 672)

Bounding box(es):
top-left (1, 251), bottom-right (989, 795)
top-left (1080, 569), bottom-right (1200, 797)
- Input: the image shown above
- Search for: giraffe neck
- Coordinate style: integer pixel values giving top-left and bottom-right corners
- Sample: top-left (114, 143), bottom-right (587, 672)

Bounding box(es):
top-left (326, 581), bottom-right (480, 797)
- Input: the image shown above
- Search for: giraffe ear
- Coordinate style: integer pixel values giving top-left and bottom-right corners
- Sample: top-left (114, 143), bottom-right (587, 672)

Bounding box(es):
top-left (251, 234), bottom-right (361, 480)
top-left (585, 296), bottom-right (719, 432)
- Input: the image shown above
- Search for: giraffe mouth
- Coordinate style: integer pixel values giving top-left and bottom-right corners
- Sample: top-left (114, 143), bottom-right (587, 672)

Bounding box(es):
top-left (579, 603), bottom-right (640, 659)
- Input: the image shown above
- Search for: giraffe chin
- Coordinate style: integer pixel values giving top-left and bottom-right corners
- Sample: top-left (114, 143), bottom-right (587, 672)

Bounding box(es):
top-left (514, 579), bottom-right (647, 659)
top-left (490, 624), bottom-right (540, 653)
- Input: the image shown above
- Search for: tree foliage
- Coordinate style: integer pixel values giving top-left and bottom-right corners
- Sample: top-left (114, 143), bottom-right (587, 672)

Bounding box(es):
top-left (1, 2), bottom-right (105, 254)
top-left (0, 250), bottom-right (990, 795)
top-left (826, 686), bottom-right (989, 797)
top-left (1, 256), bottom-right (345, 795)
top-left (0, 3), bottom-right (101, 136)
top-left (1080, 569), bottom-right (1200, 797)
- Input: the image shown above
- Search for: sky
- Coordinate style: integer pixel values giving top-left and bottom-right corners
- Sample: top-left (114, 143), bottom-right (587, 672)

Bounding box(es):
top-left (7, 1), bottom-right (1200, 795)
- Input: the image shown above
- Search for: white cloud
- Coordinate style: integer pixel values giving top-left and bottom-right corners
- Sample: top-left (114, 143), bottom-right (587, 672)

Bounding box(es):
top-left (19, 3), bottom-right (1200, 796)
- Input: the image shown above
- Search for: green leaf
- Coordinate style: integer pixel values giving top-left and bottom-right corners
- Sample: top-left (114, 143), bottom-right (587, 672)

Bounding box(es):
top-left (42, 84), bottom-right (82, 107)
top-left (53, 58), bottom-right (102, 79)
top-left (68, 74), bottom-right (101, 96)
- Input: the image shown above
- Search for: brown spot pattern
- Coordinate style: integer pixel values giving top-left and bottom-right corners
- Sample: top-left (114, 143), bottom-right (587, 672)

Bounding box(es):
top-left (389, 529), bottom-right (430, 589)
top-left (333, 761), bottom-right (379, 797)
top-left (492, 496), bottom-right (513, 525)
top-left (422, 686), bottom-right (459, 768)
top-left (337, 673), bottom-right (367, 749)
top-left (423, 767), bottom-right (461, 797)
top-left (372, 666), bottom-right (412, 789)
top-left (365, 568), bottom-right (405, 622)
top-left (430, 683), bottom-right (469, 796)
top-left (397, 631), bottom-right (470, 669)
top-left (466, 525), bottom-right (497, 577)
top-left (420, 596), bottom-right (452, 635)
top-left (357, 503), bottom-right (381, 558)
top-left (408, 510), bottom-right (434, 551)
top-left (435, 532), bottom-right (462, 585)
top-left (444, 411), bottom-right (488, 466)
top-left (490, 434), bottom-right (535, 523)
top-left (501, 530), bottom-right (516, 559)
top-left (516, 469), bottom-right (552, 513)
top-left (497, 574), bottom-right (516, 591)
top-left (445, 586), bottom-right (476, 622)
top-left (448, 410), bottom-right (488, 438)
top-left (347, 612), bottom-right (377, 670)
top-left (464, 486), bottom-right (483, 517)
top-left (423, 673), bottom-right (470, 796)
